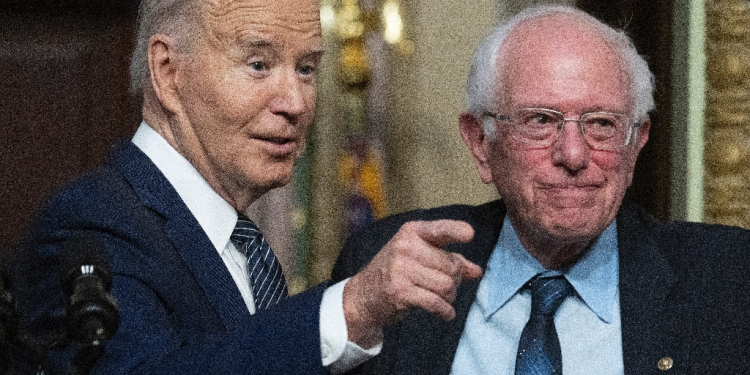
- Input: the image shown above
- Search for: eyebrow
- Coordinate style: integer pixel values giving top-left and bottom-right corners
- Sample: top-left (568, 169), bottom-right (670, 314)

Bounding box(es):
top-left (238, 40), bottom-right (325, 57)
top-left (239, 40), bottom-right (276, 51)
top-left (302, 48), bottom-right (326, 60)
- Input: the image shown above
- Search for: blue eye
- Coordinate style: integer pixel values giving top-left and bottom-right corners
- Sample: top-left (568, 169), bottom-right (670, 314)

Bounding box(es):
top-left (250, 61), bottom-right (266, 71)
top-left (298, 65), bottom-right (315, 76)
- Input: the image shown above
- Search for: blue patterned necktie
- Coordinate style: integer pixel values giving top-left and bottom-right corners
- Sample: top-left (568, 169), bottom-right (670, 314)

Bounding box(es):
top-left (230, 214), bottom-right (288, 310)
top-left (515, 275), bottom-right (574, 375)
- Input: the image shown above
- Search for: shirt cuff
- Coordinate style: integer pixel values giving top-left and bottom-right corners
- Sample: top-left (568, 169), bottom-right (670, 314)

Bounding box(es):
top-left (320, 278), bottom-right (383, 373)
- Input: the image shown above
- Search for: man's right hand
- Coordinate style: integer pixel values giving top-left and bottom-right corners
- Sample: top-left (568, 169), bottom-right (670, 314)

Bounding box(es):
top-left (342, 220), bottom-right (483, 348)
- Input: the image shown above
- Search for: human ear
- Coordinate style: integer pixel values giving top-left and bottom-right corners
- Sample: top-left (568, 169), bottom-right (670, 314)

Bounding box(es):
top-left (634, 118), bottom-right (650, 153)
top-left (147, 34), bottom-right (183, 115)
top-left (459, 112), bottom-right (494, 184)
top-left (624, 118), bottom-right (651, 186)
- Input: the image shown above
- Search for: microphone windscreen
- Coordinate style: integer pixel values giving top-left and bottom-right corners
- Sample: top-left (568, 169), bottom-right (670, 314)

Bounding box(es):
top-left (60, 233), bottom-right (112, 295)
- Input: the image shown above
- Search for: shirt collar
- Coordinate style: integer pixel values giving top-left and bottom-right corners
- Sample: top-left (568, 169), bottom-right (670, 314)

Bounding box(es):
top-left (131, 121), bottom-right (237, 254)
top-left (484, 216), bottom-right (619, 323)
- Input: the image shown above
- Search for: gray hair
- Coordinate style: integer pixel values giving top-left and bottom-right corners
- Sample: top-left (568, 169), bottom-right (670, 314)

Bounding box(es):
top-left (129, 0), bottom-right (203, 94)
top-left (465, 5), bottom-right (655, 139)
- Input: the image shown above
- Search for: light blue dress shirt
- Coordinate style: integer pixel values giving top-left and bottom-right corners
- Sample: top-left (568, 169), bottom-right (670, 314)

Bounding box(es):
top-left (451, 217), bottom-right (624, 374)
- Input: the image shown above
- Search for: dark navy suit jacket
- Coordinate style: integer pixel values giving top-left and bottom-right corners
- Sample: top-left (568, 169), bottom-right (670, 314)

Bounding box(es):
top-left (332, 200), bottom-right (750, 374)
top-left (12, 141), bottom-right (329, 374)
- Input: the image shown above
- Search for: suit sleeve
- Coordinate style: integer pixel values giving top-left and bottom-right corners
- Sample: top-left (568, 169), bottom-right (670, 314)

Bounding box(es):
top-left (12, 213), bottom-right (328, 375)
top-left (99, 273), bottom-right (327, 374)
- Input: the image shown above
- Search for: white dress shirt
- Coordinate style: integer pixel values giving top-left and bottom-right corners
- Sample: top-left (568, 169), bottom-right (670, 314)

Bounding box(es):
top-left (132, 122), bottom-right (380, 372)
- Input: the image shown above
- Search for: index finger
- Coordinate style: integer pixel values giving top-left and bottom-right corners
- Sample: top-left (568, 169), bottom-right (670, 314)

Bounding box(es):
top-left (413, 220), bottom-right (474, 248)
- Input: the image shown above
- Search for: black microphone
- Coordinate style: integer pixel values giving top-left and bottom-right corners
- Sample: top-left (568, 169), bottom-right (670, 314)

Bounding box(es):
top-left (60, 233), bottom-right (119, 374)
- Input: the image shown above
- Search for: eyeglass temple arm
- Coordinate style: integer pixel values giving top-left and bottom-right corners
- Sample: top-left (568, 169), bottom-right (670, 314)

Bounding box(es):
top-left (482, 111), bottom-right (511, 121)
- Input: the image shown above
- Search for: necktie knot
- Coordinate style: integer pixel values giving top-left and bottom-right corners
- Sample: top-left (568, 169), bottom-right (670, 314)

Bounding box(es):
top-left (529, 276), bottom-right (574, 316)
top-left (231, 214), bottom-right (288, 310)
top-left (231, 215), bottom-right (262, 256)
top-left (515, 274), bottom-right (573, 375)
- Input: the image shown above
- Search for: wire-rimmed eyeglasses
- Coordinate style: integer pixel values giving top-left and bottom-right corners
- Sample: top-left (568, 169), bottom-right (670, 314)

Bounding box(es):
top-left (482, 108), bottom-right (640, 150)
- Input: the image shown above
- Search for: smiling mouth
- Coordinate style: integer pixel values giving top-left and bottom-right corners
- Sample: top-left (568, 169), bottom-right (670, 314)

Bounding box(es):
top-left (538, 182), bottom-right (601, 190)
top-left (535, 182), bottom-right (602, 208)
top-left (536, 182), bottom-right (603, 202)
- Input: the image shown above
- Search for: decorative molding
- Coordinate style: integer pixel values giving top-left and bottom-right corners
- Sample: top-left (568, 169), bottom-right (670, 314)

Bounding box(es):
top-left (704, 0), bottom-right (750, 227)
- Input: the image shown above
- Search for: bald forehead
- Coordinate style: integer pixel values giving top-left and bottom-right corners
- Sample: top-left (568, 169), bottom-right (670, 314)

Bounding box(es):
top-left (493, 12), bottom-right (634, 116)
top-left (503, 14), bottom-right (616, 60)
top-left (499, 16), bottom-right (629, 91)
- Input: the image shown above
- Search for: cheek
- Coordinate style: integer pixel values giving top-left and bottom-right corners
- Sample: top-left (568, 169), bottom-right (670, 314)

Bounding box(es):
top-left (224, 83), bottom-right (266, 119)
top-left (184, 75), bottom-right (251, 136)
top-left (503, 139), bottom-right (548, 172)
top-left (489, 143), bottom-right (539, 197)
top-left (300, 84), bottom-right (318, 120)
top-left (304, 83), bottom-right (316, 104)
top-left (592, 149), bottom-right (638, 187)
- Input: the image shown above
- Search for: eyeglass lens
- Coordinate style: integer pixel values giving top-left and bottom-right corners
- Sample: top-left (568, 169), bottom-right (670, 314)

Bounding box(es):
top-left (512, 109), bottom-right (629, 149)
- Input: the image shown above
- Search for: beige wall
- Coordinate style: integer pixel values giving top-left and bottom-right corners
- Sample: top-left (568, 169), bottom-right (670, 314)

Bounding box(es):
top-left (306, 0), bottom-right (577, 284)
top-left (307, 0), bottom-right (502, 284)
top-left (386, 0), bottom-right (500, 213)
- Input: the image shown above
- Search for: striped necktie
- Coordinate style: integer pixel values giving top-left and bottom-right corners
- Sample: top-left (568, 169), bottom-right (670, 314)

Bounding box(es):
top-left (230, 214), bottom-right (288, 310)
top-left (515, 275), bottom-right (574, 375)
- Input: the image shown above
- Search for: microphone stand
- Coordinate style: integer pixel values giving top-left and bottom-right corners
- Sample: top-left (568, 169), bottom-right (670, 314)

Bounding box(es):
top-left (64, 279), bottom-right (119, 375)
top-left (59, 234), bottom-right (120, 375)
top-left (69, 317), bottom-right (108, 375)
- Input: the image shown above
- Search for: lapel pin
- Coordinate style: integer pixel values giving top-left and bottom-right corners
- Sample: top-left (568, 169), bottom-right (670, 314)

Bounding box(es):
top-left (657, 356), bottom-right (674, 371)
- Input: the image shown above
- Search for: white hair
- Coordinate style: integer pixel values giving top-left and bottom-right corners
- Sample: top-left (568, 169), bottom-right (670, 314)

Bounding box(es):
top-left (129, 0), bottom-right (203, 94)
top-left (465, 5), bottom-right (655, 139)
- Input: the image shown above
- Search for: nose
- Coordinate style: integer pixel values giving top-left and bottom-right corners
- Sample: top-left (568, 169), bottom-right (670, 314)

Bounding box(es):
top-left (269, 69), bottom-right (308, 121)
top-left (551, 119), bottom-right (590, 173)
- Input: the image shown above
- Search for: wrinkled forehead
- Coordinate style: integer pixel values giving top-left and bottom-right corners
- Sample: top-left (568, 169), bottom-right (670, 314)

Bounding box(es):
top-left (200, 0), bottom-right (322, 45)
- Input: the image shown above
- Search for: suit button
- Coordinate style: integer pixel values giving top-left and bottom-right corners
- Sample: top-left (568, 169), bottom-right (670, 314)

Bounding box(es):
top-left (657, 357), bottom-right (673, 371)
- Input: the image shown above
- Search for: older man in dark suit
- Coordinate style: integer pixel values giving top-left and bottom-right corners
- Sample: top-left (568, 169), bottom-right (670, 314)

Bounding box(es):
top-left (10, 0), bottom-right (482, 374)
top-left (333, 5), bottom-right (750, 375)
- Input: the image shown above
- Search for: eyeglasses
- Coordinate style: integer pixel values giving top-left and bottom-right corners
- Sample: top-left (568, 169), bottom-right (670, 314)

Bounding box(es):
top-left (482, 108), bottom-right (639, 150)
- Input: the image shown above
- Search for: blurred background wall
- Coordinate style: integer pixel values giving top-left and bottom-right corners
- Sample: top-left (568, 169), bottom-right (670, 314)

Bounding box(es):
top-left (0, 0), bottom-right (141, 253)
top-left (1, 0), bottom-right (743, 291)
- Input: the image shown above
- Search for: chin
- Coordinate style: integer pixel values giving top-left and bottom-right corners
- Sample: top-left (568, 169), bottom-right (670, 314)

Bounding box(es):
top-left (542, 214), bottom-right (605, 241)
top-left (551, 227), bottom-right (599, 243)
top-left (238, 169), bottom-right (292, 197)
top-left (258, 173), bottom-right (293, 191)
top-left (267, 169), bottom-right (295, 188)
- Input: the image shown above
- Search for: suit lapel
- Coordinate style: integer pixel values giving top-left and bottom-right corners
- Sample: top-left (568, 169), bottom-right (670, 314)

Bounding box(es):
top-left (391, 201), bottom-right (691, 375)
top-left (394, 201), bottom-right (507, 375)
top-left (109, 141), bottom-right (252, 331)
top-left (617, 205), bottom-right (689, 374)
